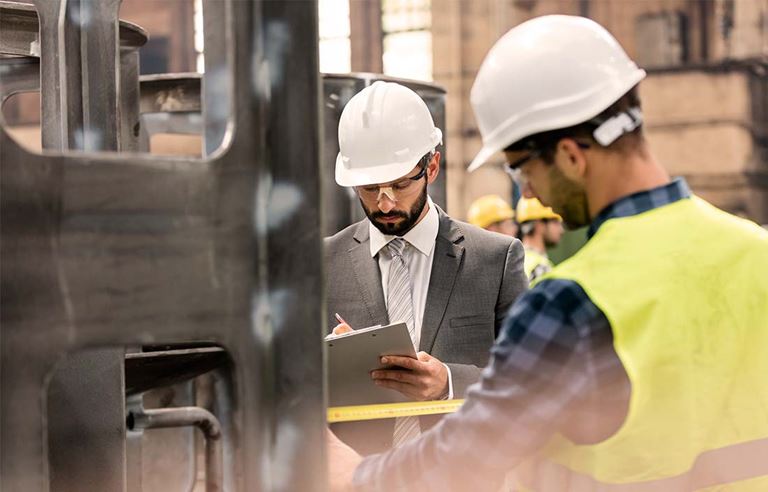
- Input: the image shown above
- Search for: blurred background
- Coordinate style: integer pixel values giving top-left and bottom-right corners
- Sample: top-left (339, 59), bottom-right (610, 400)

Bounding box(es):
top-left (4, 0), bottom-right (767, 227)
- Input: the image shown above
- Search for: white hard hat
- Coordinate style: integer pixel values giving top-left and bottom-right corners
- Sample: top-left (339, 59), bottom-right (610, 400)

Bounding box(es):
top-left (335, 81), bottom-right (442, 187)
top-left (468, 15), bottom-right (646, 172)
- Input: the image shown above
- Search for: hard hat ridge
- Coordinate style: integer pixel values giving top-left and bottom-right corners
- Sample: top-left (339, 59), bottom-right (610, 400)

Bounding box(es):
top-left (516, 197), bottom-right (562, 223)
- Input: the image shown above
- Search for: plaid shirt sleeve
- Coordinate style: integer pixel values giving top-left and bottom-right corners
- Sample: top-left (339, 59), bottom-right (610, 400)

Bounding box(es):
top-left (352, 278), bottom-right (620, 492)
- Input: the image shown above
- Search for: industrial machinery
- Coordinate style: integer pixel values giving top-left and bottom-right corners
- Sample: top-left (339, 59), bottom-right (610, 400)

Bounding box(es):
top-left (1, 1), bottom-right (325, 490)
top-left (0, 1), bottom-right (448, 490)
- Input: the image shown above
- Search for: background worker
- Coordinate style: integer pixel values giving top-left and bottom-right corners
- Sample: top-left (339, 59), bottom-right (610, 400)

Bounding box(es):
top-left (466, 194), bottom-right (518, 238)
top-left (328, 15), bottom-right (768, 492)
top-left (516, 197), bottom-right (563, 281)
top-left (325, 81), bottom-right (527, 456)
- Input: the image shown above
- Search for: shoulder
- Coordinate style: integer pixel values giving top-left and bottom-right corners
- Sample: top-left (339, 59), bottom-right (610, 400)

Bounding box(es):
top-left (498, 278), bottom-right (606, 345)
top-left (324, 219), bottom-right (366, 251)
top-left (444, 215), bottom-right (519, 252)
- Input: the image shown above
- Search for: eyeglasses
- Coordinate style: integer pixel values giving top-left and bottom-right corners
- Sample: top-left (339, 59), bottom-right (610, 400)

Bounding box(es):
top-left (356, 164), bottom-right (428, 202)
top-left (504, 140), bottom-right (590, 189)
top-left (504, 165), bottom-right (529, 191)
top-left (506, 148), bottom-right (543, 171)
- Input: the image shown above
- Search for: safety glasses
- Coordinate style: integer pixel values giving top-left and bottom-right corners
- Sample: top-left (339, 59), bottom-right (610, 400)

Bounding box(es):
top-left (355, 162), bottom-right (428, 202)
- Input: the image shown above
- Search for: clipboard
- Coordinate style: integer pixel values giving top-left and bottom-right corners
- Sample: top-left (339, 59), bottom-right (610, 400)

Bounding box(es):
top-left (326, 322), bottom-right (417, 407)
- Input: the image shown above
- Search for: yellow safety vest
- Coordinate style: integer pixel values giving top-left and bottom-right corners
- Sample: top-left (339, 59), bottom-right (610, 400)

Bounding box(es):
top-left (523, 247), bottom-right (553, 281)
top-left (521, 196), bottom-right (768, 491)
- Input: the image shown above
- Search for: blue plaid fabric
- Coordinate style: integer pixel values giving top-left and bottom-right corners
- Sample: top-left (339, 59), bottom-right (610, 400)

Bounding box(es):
top-left (351, 179), bottom-right (692, 492)
top-left (588, 177), bottom-right (691, 238)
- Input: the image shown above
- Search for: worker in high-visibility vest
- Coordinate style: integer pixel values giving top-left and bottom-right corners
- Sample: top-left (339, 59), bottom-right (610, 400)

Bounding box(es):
top-left (328, 15), bottom-right (768, 492)
top-left (516, 197), bottom-right (563, 281)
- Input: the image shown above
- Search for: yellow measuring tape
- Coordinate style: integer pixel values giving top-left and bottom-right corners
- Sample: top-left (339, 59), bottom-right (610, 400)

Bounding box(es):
top-left (328, 399), bottom-right (465, 423)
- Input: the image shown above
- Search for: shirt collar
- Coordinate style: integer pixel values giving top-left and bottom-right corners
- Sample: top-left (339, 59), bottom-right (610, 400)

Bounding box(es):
top-left (369, 196), bottom-right (439, 258)
top-left (588, 177), bottom-right (692, 238)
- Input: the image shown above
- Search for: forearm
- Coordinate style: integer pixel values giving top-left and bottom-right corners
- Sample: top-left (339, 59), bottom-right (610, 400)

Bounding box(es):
top-left (352, 358), bottom-right (572, 492)
top-left (353, 420), bottom-right (507, 492)
top-left (352, 385), bottom-right (520, 492)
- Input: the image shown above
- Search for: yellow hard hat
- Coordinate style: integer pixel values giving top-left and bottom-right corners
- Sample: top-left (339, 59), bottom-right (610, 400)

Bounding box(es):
top-left (516, 198), bottom-right (562, 223)
top-left (467, 195), bottom-right (515, 229)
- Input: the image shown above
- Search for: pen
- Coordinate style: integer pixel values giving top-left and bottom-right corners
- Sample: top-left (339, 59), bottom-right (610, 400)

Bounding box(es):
top-left (334, 312), bottom-right (348, 325)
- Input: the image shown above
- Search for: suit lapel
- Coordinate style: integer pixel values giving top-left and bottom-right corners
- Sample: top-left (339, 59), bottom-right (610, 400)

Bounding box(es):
top-left (348, 221), bottom-right (388, 326)
top-left (420, 210), bottom-right (464, 353)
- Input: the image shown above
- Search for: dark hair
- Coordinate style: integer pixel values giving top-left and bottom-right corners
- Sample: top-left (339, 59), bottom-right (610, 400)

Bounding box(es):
top-left (505, 86), bottom-right (643, 164)
top-left (418, 150), bottom-right (436, 168)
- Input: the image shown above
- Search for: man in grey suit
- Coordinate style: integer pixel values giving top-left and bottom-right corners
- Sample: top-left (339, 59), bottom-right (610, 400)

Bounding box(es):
top-left (325, 81), bottom-right (527, 455)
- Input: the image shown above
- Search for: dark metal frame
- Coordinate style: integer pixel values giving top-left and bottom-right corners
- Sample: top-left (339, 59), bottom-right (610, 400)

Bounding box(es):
top-left (1, 1), bottom-right (326, 491)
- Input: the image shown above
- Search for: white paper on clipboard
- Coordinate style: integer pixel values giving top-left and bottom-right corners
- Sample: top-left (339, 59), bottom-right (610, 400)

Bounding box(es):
top-left (326, 322), bottom-right (417, 407)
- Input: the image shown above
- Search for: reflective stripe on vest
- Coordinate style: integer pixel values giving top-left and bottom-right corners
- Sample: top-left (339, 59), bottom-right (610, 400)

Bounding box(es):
top-left (522, 196), bottom-right (768, 490)
top-left (524, 437), bottom-right (768, 491)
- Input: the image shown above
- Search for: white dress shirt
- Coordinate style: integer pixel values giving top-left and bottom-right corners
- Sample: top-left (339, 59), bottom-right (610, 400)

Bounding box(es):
top-left (368, 196), bottom-right (454, 399)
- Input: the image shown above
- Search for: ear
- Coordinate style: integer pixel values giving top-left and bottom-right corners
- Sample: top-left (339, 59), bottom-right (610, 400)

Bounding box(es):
top-left (427, 151), bottom-right (441, 184)
top-left (554, 139), bottom-right (588, 183)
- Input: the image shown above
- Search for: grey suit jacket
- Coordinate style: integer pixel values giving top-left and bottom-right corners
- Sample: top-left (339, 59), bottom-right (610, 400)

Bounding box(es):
top-left (325, 208), bottom-right (528, 455)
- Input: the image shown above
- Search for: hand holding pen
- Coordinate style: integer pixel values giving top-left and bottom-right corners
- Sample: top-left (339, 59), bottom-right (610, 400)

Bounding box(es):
top-left (332, 313), bottom-right (354, 335)
top-left (324, 313), bottom-right (354, 340)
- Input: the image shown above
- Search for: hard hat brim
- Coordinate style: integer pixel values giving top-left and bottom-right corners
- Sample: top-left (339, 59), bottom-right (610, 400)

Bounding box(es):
top-left (467, 145), bottom-right (498, 173)
top-left (477, 209), bottom-right (515, 229)
top-left (335, 154), bottom-right (421, 187)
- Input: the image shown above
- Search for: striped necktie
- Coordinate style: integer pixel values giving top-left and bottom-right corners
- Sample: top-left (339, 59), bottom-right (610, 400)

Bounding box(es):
top-left (385, 238), bottom-right (421, 445)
